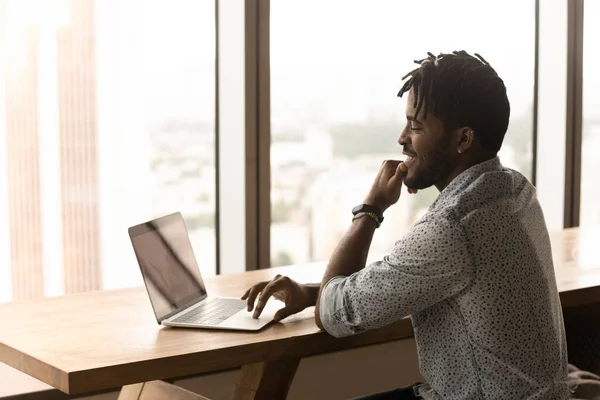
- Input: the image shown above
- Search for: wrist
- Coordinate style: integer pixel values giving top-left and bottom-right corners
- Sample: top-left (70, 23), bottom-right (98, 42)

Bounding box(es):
top-left (301, 284), bottom-right (319, 307)
top-left (352, 212), bottom-right (381, 228)
top-left (362, 198), bottom-right (387, 213)
top-left (352, 203), bottom-right (384, 227)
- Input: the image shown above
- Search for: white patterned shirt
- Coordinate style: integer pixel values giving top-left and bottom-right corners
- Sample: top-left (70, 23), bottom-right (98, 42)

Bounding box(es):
top-left (319, 157), bottom-right (569, 399)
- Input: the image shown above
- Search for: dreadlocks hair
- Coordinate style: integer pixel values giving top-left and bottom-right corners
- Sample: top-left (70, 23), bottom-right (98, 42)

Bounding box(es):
top-left (398, 50), bottom-right (510, 154)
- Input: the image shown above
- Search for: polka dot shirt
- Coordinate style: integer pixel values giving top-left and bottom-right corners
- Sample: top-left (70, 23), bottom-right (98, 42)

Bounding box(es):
top-left (319, 157), bottom-right (569, 399)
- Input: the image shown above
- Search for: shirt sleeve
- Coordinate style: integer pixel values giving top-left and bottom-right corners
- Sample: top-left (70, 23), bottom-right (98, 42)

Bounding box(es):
top-left (319, 217), bottom-right (473, 338)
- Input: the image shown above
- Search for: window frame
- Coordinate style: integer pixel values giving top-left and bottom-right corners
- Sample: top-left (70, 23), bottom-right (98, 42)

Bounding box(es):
top-left (564, 0), bottom-right (584, 228)
top-left (215, 0), bottom-right (271, 273)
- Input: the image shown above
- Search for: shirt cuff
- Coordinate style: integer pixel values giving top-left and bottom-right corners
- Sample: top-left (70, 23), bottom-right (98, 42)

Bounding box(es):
top-left (319, 275), bottom-right (355, 338)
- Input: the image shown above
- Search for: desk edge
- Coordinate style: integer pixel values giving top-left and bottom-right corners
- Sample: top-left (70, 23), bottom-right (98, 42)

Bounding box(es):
top-left (0, 343), bottom-right (69, 393)
top-left (63, 319), bottom-right (413, 394)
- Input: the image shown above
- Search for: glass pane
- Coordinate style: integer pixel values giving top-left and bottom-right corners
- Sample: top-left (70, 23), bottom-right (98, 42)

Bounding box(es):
top-left (0, 0), bottom-right (215, 302)
top-left (581, 1), bottom-right (600, 227)
top-left (270, 0), bottom-right (535, 267)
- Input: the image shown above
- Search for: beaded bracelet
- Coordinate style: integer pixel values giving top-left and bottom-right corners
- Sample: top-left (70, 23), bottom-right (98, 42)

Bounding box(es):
top-left (352, 212), bottom-right (381, 228)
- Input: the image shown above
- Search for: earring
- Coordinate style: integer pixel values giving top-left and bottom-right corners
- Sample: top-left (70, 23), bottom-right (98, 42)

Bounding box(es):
top-left (457, 148), bottom-right (462, 154)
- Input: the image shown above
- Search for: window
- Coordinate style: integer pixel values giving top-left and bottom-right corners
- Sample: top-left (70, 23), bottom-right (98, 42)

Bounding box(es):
top-left (535, 0), bottom-right (568, 231)
top-left (270, 0), bottom-right (535, 267)
top-left (581, 0), bottom-right (600, 227)
top-left (0, 0), bottom-right (215, 302)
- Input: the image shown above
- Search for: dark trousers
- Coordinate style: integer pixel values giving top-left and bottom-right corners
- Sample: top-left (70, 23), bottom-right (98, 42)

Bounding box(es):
top-left (349, 385), bottom-right (422, 400)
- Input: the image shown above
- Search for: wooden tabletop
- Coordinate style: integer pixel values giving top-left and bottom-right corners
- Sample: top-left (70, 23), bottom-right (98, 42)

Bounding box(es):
top-left (1, 227), bottom-right (599, 395)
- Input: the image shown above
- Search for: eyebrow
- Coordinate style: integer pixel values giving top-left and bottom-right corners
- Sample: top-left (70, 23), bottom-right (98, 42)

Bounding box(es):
top-left (407, 115), bottom-right (423, 124)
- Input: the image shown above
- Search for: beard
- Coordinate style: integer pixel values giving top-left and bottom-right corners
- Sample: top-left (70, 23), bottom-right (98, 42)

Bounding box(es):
top-left (404, 145), bottom-right (455, 190)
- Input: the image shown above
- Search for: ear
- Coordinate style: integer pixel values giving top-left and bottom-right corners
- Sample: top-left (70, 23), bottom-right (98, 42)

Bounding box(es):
top-left (455, 127), bottom-right (475, 154)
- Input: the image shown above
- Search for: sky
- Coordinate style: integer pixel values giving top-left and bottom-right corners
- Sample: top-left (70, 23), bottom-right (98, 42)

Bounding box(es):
top-left (270, 0), bottom-right (537, 128)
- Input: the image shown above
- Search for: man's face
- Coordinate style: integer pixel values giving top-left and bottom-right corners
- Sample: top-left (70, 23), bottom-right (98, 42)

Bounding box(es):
top-left (398, 89), bottom-right (457, 190)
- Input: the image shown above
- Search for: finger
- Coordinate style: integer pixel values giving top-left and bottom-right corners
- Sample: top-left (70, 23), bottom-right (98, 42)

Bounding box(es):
top-left (273, 306), bottom-right (294, 322)
top-left (577, 380), bottom-right (600, 397)
top-left (241, 287), bottom-right (251, 300)
top-left (389, 161), bottom-right (406, 185)
top-left (395, 162), bottom-right (406, 177)
top-left (398, 162), bottom-right (408, 173)
top-left (385, 159), bottom-right (402, 174)
top-left (245, 275), bottom-right (281, 308)
top-left (568, 364), bottom-right (580, 373)
top-left (253, 279), bottom-right (286, 318)
top-left (574, 371), bottom-right (600, 380)
top-left (381, 158), bottom-right (397, 167)
top-left (245, 283), bottom-right (266, 312)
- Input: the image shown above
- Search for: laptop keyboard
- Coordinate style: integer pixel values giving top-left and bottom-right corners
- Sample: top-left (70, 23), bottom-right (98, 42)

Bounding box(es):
top-left (171, 298), bottom-right (247, 326)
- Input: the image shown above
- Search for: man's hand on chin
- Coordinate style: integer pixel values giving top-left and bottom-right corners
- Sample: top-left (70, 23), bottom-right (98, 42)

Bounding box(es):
top-left (363, 160), bottom-right (407, 213)
top-left (315, 160), bottom-right (408, 332)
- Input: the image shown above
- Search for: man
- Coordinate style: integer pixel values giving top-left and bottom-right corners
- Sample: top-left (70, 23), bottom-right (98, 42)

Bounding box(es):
top-left (243, 51), bottom-right (569, 399)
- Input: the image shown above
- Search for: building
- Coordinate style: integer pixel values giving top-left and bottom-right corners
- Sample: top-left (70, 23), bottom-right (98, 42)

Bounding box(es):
top-left (2, 16), bottom-right (44, 301)
top-left (56, 0), bottom-right (101, 294)
top-left (0, 0), bottom-right (101, 301)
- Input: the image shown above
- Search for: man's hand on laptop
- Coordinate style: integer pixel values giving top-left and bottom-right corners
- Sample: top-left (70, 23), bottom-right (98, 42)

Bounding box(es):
top-left (242, 275), bottom-right (318, 322)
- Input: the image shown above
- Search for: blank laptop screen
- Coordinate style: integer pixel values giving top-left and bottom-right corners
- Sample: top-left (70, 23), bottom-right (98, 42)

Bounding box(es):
top-left (129, 212), bottom-right (207, 322)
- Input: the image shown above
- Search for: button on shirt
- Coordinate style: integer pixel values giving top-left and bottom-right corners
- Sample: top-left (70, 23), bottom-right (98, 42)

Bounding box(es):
top-left (319, 157), bottom-right (569, 400)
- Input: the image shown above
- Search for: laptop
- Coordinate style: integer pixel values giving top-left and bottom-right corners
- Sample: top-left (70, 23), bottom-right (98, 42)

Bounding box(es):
top-left (128, 212), bottom-right (282, 331)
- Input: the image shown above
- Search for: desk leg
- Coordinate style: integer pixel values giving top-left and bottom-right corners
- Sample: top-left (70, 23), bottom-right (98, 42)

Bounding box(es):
top-left (232, 358), bottom-right (300, 400)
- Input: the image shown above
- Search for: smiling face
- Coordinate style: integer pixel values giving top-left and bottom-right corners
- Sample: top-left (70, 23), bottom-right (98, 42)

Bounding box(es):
top-left (399, 88), bottom-right (459, 191)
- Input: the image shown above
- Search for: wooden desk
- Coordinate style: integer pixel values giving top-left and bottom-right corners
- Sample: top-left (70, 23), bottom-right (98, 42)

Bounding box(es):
top-left (1, 227), bottom-right (599, 399)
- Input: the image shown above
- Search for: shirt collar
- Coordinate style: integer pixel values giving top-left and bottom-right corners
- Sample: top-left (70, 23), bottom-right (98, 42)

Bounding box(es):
top-left (429, 156), bottom-right (503, 211)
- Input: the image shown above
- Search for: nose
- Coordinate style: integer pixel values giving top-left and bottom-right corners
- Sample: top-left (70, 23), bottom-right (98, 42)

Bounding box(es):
top-left (398, 127), bottom-right (409, 146)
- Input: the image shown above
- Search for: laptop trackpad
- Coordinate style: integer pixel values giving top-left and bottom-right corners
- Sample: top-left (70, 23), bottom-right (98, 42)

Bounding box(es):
top-left (219, 299), bottom-right (285, 331)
